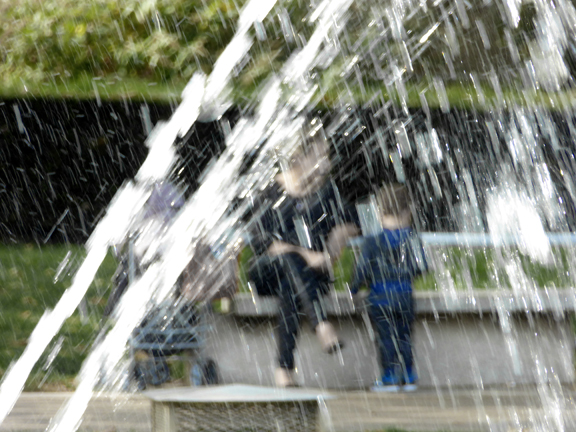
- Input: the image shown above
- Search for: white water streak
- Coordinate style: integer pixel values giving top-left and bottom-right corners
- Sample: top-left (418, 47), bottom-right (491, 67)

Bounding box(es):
top-left (283, 0), bottom-right (353, 83)
top-left (135, 74), bottom-right (205, 183)
top-left (49, 76), bottom-right (283, 432)
top-left (45, 79), bottom-right (207, 431)
top-left (48, 266), bottom-right (161, 432)
top-left (202, 0), bottom-right (277, 108)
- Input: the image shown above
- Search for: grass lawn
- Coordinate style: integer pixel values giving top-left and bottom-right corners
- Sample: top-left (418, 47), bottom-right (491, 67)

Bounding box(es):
top-left (3, 73), bottom-right (576, 113)
top-left (0, 244), bottom-right (116, 390)
top-left (0, 75), bottom-right (189, 103)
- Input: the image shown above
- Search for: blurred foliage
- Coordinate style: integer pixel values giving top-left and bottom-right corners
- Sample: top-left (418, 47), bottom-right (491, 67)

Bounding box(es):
top-left (238, 244), bottom-right (574, 294)
top-left (0, 0), bottom-right (308, 98)
top-left (0, 0), bottom-right (242, 83)
top-left (0, 0), bottom-right (563, 102)
top-left (0, 0), bottom-right (574, 104)
top-left (424, 246), bottom-right (575, 291)
top-left (237, 245), bottom-right (254, 293)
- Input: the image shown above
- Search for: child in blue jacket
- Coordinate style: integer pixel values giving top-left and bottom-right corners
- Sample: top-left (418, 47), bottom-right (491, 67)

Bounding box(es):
top-left (350, 184), bottom-right (427, 392)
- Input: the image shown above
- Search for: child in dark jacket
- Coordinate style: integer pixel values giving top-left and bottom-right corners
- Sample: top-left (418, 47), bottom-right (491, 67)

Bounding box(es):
top-left (350, 184), bottom-right (427, 392)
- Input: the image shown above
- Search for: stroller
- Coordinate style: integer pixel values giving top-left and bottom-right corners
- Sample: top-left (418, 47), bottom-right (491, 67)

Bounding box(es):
top-left (105, 239), bottom-right (220, 390)
top-left (129, 239), bottom-right (238, 389)
top-left (129, 297), bottom-right (218, 389)
top-left (103, 182), bottom-right (234, 389)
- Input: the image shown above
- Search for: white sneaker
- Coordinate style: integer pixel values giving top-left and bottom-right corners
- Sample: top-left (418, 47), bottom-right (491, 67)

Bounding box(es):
top-left (275, 368), bottom-right (296, 387)
top-left (371, 381), bottom-right (400, 393)
top-left (402, 384), bottom-right (418, 392)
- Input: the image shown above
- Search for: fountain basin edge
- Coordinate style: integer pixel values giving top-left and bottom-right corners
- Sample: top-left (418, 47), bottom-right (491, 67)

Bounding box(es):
top-left (197, 290), bottom-right (576, 389)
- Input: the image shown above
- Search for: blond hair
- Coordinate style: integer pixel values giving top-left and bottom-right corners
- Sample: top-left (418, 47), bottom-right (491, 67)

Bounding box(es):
top-left (376, 184), bottom-right (411, 216)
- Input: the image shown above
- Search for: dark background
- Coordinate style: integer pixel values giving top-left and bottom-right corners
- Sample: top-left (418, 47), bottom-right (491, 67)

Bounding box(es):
top-left (0, 99), bottom-right (226, 243)
top-left (1, 99), bottom-right (575, 244)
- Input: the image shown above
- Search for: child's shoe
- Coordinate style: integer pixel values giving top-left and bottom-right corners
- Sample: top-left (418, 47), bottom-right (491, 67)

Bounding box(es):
top-left (275, 367), bottom-right (298, 387)
top-left (402, 366), bottom-right (418, 392)
top-left (371, 368), bottom-right (400, 392)
top-left (370, 380), bottom-right (400, 392)
top-left (315, 321), bottom-right (344, 354)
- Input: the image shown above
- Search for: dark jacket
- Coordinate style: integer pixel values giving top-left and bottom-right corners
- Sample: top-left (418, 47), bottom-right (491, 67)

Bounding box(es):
top-left (248, 180), bottom-right (358, 256)
top-left (245, 180), bottom-right (358, 297)
top-left (350, 228), bottom-right (428, 306)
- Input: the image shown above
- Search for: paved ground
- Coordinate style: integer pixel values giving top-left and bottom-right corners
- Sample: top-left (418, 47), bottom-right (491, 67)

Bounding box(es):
top-left (2, 386), bottom-right (576, 432)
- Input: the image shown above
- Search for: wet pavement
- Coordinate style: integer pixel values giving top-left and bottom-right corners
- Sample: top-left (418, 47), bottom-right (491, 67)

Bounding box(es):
top-left (1, 386), bottom-right (576, 432)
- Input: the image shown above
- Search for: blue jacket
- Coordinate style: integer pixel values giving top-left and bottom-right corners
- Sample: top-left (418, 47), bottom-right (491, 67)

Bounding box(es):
top-left (350, 228), bottom-right (428, 306)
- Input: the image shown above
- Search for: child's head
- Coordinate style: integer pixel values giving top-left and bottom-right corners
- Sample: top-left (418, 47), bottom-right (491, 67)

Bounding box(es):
top-left (376, 183), bottom-right (412, 228)
top-left (276, 129), bottom-right (331, 196)
top-left (289, 134), bottom-right (330, 176)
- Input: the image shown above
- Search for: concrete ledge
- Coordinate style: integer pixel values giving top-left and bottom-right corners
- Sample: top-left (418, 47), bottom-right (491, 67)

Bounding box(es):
top-left (201, 289), bottom-right (576, 389)
top-left (232, 288), bottom-right (576, 317)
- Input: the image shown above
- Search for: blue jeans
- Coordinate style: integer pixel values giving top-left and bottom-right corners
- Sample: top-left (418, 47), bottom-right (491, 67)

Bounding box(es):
top-left (369, 291), bottom-right (415, 379)
top-left (249, 253), bottom-right (329, 370)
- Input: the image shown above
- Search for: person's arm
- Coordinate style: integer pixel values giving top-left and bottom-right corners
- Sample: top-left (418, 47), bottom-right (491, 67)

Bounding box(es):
top-left (326, 223), bottom-right (360, 263)
top-left (409, 233), bottom-right (429, 276)
top-left (323, 184), bottom-right (362, 265)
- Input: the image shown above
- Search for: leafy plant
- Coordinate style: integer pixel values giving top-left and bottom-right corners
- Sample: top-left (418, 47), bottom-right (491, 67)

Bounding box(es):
top-left (0, 0), bottom-right (572, 105)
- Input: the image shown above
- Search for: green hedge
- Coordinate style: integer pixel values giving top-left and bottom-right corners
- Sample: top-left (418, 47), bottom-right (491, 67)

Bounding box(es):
top-left (238, 245), bottom-right (574, 293)
top-left (0, 0), bottom-right (561, 105)
top-left (0, 0), bottom-right (300, 99)
top-left (1, 0), bottom-right (239, 82)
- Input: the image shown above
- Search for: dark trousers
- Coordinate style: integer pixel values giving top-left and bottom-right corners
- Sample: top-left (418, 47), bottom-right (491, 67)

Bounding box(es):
top-left (249, 253), bottom-right (328, 370)
top-left (369, 291), bottom-right (415, 376)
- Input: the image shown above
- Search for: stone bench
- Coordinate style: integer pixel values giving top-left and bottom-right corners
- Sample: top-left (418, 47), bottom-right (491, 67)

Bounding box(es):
top-left (146, 385), bottom-right (332, 432)
top-left (201, 290), bottom-right (576, 389)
